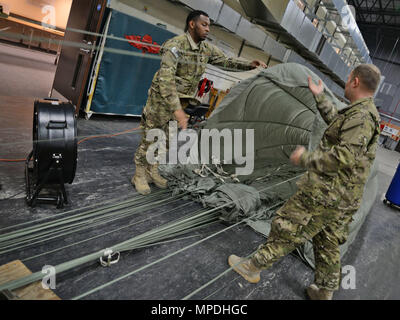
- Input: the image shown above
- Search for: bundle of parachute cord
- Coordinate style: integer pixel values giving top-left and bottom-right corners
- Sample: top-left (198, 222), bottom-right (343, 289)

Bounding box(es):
top-left (0, 169), bottom-right (303, 299)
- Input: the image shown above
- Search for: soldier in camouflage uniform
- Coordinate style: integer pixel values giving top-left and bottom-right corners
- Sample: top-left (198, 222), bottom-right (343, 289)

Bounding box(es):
top-left (229, 64), bottom-right (382, 300)
top-left (132, 10), bottom-right (266, 195)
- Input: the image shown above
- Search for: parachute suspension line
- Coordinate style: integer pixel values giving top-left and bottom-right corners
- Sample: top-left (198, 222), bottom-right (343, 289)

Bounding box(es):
top-left (0, 192), bottom-right (169, 244)
top-left (0, 191), bottom-right (172, 240)
top-left (72, 175), bottom-right (302, 299)
top-left (0, 189), bottom-right (169, 233)
top-left (72, 201), bottom-right (285, 300)
top-left (0, 195), bottom-right (186, 254)
top-left (22, 201), bottom-right (196, 262)
top-left (0, 175), bottom-right (303, 295)
top-left (0, 206), bottom-right (221, 292)
top-left (181, 250), bottom-right (260, 300)
top-left (180, 177), bottom-right (306, 300)
top-left (0, 194), bottom-right (188, 254)
top-left (193, 162), bottom-right (240, 183)
top-left (201, 276), bottom-right (242, 300)
top-left (5, 203), bottom-right (195, 261)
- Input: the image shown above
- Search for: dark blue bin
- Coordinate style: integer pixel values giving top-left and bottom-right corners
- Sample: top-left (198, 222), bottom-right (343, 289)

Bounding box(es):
top-left (385, 162), bottom-right (400, 206)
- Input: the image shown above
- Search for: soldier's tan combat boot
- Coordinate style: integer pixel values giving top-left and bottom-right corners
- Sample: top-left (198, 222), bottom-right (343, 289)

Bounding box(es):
top-left (228, 255), bottom-right (261, 283)
top-left (306, 284), bottom-right (334, 300)
top-left (146, 164), bottom-right (168, 189)
top-left (132, 166), bottom-right (151, 195)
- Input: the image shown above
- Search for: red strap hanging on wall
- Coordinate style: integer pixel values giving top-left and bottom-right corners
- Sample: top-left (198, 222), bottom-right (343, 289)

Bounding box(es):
top-left (197, 78), bottom-right (214, 98)
top-left (125, 34), bottom-right (160, 54)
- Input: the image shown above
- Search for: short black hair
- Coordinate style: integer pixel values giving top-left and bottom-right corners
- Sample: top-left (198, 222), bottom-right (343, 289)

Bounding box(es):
top-left (185, 10), bottom-right (209, 32)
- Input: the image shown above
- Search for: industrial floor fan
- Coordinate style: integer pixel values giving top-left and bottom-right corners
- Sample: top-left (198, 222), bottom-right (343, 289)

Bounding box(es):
top-left (25, 98), bottom-right (77, 208)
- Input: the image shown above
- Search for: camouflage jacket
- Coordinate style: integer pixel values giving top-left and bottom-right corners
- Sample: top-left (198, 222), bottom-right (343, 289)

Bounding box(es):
top-left (150, 32), bottom-right (254, 113)
top-left (298, 93), bottom-right (381, 211)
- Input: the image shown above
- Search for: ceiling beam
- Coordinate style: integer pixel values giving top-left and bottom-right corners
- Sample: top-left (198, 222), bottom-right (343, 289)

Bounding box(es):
top-left (355, 8), bottom-right (400, 17)
top-left (379, 0), bottom-right (386, 24)
top-left (372, 55), bottom-right (400, 67)
top-left (384, 0), bottom-right (395, 10)
top-left (358, 22), bottom-right (400, 33)
top-left (355, 0), bottom-right (367, 22)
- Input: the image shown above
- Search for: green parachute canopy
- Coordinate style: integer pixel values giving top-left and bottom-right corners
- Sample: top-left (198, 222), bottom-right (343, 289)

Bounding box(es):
top-left (161, 62), bottom-right (378, 268)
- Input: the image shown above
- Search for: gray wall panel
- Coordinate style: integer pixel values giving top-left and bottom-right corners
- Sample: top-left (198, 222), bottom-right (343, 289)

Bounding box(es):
top-left (236, 18), bottom-right (267, 49)
top-left (281, 1), bottom-right (297, 31)
top-left (179, 0), bottom-right (350, 93)
top-left (331, 0), bottom-right (371, 62)
top-left (263, 37), bottom-right (287, 62)
top-left (298, 18), bottom-right (317, 49)
top-left (282, 1), bottom-right (304, 38)
top-left (309, 32), bottom-right (322, 53)
top-left (328, 53), bottom-right (339, 71)
top-left (287, 50), bottom-right (305, 64)
top-left (320, 46), bottom-right (333, 67)
top-left (179, 0), bottom-right (223, 21)
top-left (216, 4), bottom-right (241, 33)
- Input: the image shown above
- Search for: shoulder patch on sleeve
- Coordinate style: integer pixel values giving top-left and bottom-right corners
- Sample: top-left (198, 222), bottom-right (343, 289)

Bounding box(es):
top-left (170, 46), bottom-right (180, 59)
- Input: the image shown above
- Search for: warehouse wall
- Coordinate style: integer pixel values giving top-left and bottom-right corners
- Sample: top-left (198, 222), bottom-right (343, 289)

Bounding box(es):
top-left (361, 26), bottom-right (400, 116)
top-left (0, 0), bottom-right (72, 29)
top-left (110, 0), bottom-right (269, 91)
top-left (114, 0), bottom-right (269, 61)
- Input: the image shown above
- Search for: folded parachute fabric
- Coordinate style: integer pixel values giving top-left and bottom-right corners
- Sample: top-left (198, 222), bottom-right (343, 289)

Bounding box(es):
top-left (203, 183), bottom-right (261, 223)
top-left (160, 62), bottom-right (378, 268)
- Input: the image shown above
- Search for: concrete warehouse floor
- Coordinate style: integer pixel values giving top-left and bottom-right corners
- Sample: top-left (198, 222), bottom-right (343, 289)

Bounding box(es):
top-left (0, 43), bottom-right (399, 300)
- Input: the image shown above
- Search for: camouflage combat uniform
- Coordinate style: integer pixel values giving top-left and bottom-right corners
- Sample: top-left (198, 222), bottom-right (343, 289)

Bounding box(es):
top-left (134, 32), bottom-right (254, 167)
top-left (251, 93), bottom-right (381, 291)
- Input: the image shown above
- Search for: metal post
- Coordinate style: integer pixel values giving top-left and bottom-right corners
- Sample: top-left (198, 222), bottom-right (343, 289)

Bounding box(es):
top-left (238, 39), bottom-right (245, 58)
top-left (28, 28), bottom-right (33, 49)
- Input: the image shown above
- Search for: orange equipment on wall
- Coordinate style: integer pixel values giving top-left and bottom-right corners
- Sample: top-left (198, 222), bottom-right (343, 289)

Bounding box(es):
top-left (380, 120), bottom-right (400, 142)
top-left (206, 88), bottom-right (230, 118)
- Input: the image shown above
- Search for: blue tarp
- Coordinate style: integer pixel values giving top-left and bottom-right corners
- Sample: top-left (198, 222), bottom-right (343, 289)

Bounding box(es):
top-left (90, 10), bottom-right (176, 116)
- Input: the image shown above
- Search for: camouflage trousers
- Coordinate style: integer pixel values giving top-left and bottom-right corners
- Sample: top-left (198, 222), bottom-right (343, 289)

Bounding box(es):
top-left (251, 191), bottom-right (355, 291)
top-left (134, 91), bottom-right (173, 168)
top-left (134, 91), bottom-right (192, 167)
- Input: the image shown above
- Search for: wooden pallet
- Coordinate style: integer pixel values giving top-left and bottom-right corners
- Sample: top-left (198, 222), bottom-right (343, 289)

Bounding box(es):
top-left (0, 260), bottom-right (60, 300)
